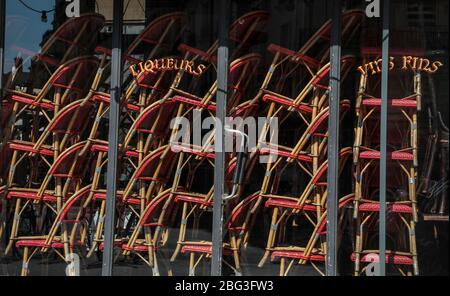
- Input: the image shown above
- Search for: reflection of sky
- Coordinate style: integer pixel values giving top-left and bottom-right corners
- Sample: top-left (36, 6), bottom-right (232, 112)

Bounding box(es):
top-left (4, 0), bottom-right (55, 73)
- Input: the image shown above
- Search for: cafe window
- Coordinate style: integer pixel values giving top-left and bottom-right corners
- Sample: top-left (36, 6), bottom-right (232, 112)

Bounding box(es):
top-left (0, 0), bottom-right (448, 276)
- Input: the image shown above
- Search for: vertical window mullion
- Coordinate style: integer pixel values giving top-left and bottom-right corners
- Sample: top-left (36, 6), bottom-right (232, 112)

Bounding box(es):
top-left (326, 0), bottom-right (342, 277)
top-left (211, 0), bottom-right (230, 276)
top-left (379, 0), bottom-right (391, 277)
top-left (102, 0), bottom-right (123, 277)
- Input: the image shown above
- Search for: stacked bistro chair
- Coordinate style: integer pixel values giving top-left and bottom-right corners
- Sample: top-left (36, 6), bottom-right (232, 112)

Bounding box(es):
top-left (14, 185), bottom-right (93, 276)
top-left (166, 53), bottom-right (261, 275)
top-left (176, 10), bottom-right (269, 66)
top-left (0, 8), bottom-right (387, 276)
top-left (0, 53), bottom-right (102, 251)
top-left (242, 10), bottom-right (363, 194)
top-left (0, 13), bottom-right (106, 274)
top-left (2, 55), bottom-right (100, 255)
top-left (87, 12), bottom-right (266, 274)
top-left (32, 14), bottom-right (105, 69)
top-left (82, 14), bottom-right (213, 260)
top-left (246, 9), bottom-right (363, 111)
top-left (94, 11), bottom-right (187, 88)
top-left (256, 97), bottom-right (353, 267)
top-left (352, 48), bottom-right (422, 276)
top-left (250, 53), bottom-right (355, 268)
top-left (237, 10), bottom-right (362, 272)
top-left (3, 13), bottom-right (104, 87)
top-left (271, 193), bottom-right (355, 275)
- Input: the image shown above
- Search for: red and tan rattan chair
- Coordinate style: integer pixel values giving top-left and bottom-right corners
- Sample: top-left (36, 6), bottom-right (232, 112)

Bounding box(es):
top-left (5, 141), bottom-right (92, 254)
top-left (168, 147), bottom-right (244, 263)
top-left (177, 192), bottom-right (260, 276)
top-left (248, 10), bottom-right (363, 110)
top-left (15, 185), bottom-right (92, 276)
top-left (2, 56), bottom-right (99, 146)
top-left (36, 14), bottom-right (104, 67)
top-left (257, 147), bottom-right (353, 267)
top-left (95, 12), bottom-right (187, 77)
top-left (6, 99), bottom-right (96, 189)
top-left (87, 145), bottom-right (179, 256)
top-left (176, 10), bottom-right (269, 66)
top-left (8, 14), bottom-right (104, 75)
top-left (271, 194), bottom-right (354, 276)
top-left (352, 190), bottom-right (419, 276)
top-left (352, 48), bottom-right (422, 276)
top-left (353, 67), bottom-right (422, 168)
top-left (258, 100), bottom-right (351, 197)
top-left (121, 188), bottom-right (176, 276)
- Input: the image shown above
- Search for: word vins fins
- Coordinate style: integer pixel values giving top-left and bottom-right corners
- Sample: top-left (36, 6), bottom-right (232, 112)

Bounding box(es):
top-left (358, 55), bottom-right (444, 76)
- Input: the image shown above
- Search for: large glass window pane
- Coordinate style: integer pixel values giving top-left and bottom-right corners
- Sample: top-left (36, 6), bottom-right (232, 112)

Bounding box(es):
top-left (387, 0), bottom-right (448, 276)
top-left (221, 0), bottom-right (363, 276)
top-left (1, 0), bottom-right (107, 275)
top-left (98, 0), bottom-right (219, 276)
top-left (1, 0), bottom-right (447, 277)
top-left (352, 0), bottom-right (448, 276)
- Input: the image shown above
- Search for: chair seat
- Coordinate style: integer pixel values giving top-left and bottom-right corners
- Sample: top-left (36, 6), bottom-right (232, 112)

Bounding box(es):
top-left (174, 194), bottom-right (212, 207)
top-left (9, 94), bottom-right (55, 110)
top-left (271, 249), bottom-right (325, 262)
top-left (362, 98), bottom-right (417, 108)
top-left (259, 146), bottom-right (313, 162)
top-left (172, 95), bottom-right (216, 111)
top-left (180, 242), bottom-right (233, 256)
top-left (170, 143), bottom-right (215, 158)
top-left (7, 188), bottom-right (58, 202)
top-left (92, 191), bottom-right (141, 205)
top-left (92, 93), bottom-right (140, 111)
top-left (98, 240), bottom-right (127, 250)
top-left (262, 94), bottom-right (313, 113)
top-left (16, 239), bottom-right (82, 249)
top-left (90, 143), bottom-right (139, 158)
top-left (359, 150), bottom-right (413, 161)
top-left (359, 202), bottom-right (413, 214)
top-left (264, 198), bottom-right (318, 211)
top-left (121, 243), bottom-right (160, 252)
top-left (351, 252), bottom-right (414, 265)
top-left (9, 140), bottom-right (54, 156)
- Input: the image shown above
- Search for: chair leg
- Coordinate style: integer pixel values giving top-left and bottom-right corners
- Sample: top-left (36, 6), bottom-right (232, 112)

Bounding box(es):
top-left (230, 235), bottom-right (241, 276)
top-left (410, 220), bottom-right (419, 276)
top-left (5, 198), bottom-right (22, 255)
top-left (171, 202), bottom-right (187, 262)
top-left (279, 257), bottom-right (285, 276)
top-left (87, 200), bottom-right (106, 258)
top-left (152, 251), bottom-right (160, 276)
top-left (258, 207), bottom-right (278, 267)
top-left (21, 246), bottom-right (29, 276)
top-left (189, 253), bottom-right (195, 276)
top-left (354, 216), bottom-right (362, 276)
top-left (7, 150), bottom-right (19, 186)
top-left (0, 198), bottom-right (6, 242)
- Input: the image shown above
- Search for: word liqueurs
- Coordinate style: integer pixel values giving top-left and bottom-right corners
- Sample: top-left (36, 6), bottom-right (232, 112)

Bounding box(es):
top-left (130, 58), bottom-right (207, 77)
top-left (358, 55), bottom-right (444, 76)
